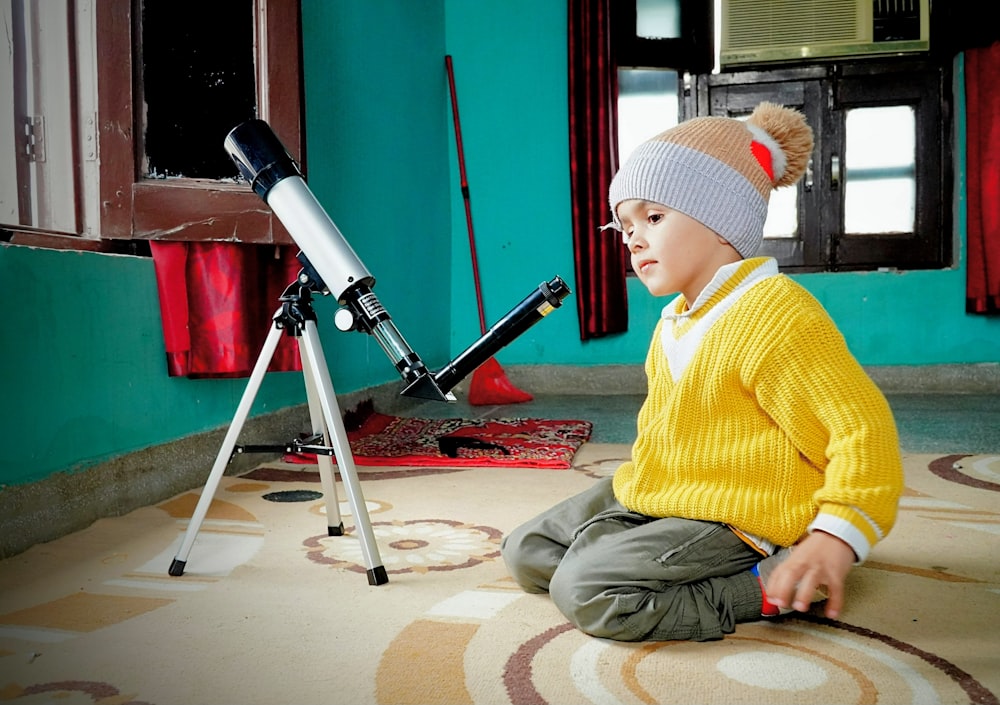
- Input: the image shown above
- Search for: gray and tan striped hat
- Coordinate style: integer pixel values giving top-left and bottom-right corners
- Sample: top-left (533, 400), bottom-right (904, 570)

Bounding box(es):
top-left (607, 102), bottom-right (813, 258)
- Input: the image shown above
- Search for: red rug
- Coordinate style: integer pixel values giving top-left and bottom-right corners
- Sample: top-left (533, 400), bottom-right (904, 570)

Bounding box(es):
top-left (281, 411), bottom-right (593, 469)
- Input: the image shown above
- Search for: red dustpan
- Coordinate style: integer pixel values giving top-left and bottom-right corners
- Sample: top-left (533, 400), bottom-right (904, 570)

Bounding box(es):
top-left (446, 55), bottom-right (532, 405)
top-left (467, 356), bottom-right (532, 405)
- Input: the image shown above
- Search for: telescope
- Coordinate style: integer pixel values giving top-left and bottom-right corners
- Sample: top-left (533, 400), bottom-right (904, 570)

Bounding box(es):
top-left (168, 119), bottom-right (570, 584)
top-left (223, 119), bottom-right (570, 402)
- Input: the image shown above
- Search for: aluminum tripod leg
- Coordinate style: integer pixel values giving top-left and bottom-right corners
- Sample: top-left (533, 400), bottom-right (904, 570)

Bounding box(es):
top-left (299, 334), bottom-right (345, 536)
top-left (168, 318), bottom-right (283, 577)
top-left (298, 319), bottom-right (387, 585)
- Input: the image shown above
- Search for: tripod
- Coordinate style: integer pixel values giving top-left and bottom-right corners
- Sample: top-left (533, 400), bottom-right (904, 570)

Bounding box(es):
top-left (167, 271), bottom-right (388, 586)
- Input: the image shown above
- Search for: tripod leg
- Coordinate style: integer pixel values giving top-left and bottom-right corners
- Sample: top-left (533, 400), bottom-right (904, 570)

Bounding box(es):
top-left (299, 320), bottom-right (388, 585)
top-left (299, 335), bottom-right (344, 536)
top-left (168, 319), bottom-right (285, 577)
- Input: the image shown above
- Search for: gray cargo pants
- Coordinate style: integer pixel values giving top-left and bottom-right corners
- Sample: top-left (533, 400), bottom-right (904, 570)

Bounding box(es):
top-left (501, 477), bottom-right (766, 642)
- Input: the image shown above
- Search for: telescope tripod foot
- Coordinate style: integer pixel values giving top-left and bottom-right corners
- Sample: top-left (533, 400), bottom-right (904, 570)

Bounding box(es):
top-left (367, 566), bottom-right (389, 586)
top-left (328, 522), bottom-right (345, 537)
top-left (168, 558), bottom-right (186, 577)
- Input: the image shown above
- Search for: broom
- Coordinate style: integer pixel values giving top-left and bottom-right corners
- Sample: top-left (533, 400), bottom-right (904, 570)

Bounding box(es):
top-left (445, 55), bottom-right (532, 406)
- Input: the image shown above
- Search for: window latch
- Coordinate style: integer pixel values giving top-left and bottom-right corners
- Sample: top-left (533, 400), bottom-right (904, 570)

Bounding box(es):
top-left (830, 154), bottom-right (840, 190)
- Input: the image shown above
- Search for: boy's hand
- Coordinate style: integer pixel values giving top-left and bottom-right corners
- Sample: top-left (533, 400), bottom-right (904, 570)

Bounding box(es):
top-left (765, 530), bottom-right (856, 619)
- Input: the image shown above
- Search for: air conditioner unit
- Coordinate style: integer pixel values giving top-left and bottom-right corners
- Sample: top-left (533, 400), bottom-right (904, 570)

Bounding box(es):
top-left (719, 0), bottom-right (930, 68)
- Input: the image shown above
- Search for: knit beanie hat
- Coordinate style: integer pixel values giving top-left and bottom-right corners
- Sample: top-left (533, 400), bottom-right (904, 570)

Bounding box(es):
top-left (607, 102), bottom-right (813, 258)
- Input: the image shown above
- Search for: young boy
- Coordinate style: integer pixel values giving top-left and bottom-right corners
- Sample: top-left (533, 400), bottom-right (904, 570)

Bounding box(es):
top-left (501, 102), bottom-right (904, 642)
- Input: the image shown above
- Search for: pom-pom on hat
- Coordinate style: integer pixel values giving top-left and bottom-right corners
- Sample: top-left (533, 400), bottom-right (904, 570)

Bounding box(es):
top-left (607, 102), bottom-right (813, 258)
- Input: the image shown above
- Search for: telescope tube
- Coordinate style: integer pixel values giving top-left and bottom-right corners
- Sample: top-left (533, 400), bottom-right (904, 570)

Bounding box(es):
top-left (402, 276), bottom-right (570, 400)
top-left (224, 120), bottom-right (373, 302)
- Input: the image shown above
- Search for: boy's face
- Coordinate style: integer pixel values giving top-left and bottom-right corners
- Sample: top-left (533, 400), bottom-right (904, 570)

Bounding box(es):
top-left (617, 199), bottom-right (740, 301)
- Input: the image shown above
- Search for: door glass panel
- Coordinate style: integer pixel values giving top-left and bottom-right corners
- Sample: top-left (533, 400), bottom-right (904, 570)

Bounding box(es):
top-left (617, 69), bottom-right (678, 161)
top-left (636, 0), bottom-right (680, 39)
top-left (618, 69), bottom-right (678, 273)
top-left (763, 187), bottom-right (799, 239)
top-left (844, 105), bottom-right (915, 235)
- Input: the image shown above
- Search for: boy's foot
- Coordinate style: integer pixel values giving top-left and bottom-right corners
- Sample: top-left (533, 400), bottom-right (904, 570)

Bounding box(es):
top-left (751, 547), bottom-right (828, 617)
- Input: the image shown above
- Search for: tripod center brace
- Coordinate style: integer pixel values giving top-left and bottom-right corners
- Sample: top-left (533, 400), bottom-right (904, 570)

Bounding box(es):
top-left (168, 120), bottom-right (570, 585)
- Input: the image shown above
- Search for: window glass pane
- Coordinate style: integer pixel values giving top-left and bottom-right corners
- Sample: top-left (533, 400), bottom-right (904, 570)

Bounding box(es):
top-left (844, 105), bottom-right (915, 234)
top-left (763, 186), bottom-right (798, 239)
top-left (636, 0), bottom-right (681, 39)
top-left (750, 110), bottom-right (798, 241)
top-left (141, 0), bottom-right (256, 179)
top-left (617, 69), bottom-right (678, 161)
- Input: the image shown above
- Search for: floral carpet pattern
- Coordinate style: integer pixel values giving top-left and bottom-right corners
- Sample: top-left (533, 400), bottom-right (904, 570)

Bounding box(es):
top-left (0, 446), bottom-right (998, 704)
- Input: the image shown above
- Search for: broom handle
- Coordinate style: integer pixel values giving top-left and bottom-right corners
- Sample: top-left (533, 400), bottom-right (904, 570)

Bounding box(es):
top-left (445, 55), bottom-right (488, 336)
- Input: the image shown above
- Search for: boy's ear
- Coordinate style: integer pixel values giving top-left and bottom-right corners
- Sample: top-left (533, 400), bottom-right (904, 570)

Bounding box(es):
top-left (716, 234), bottom-right (743, 256)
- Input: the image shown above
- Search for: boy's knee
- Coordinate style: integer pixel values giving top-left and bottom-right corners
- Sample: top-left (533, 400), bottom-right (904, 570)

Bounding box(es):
top-left (500, 528), bottom-right (525, 570)
top-left (501, 531), bottom-right (549, 594)
top-left (549, 567), bottom-right (640, 641)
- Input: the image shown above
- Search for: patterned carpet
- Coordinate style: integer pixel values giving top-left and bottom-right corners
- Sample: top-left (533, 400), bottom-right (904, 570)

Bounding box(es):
top-left (278, 410), bottom-right (593, 468)
top-left (0, 446), bottom-right (998, 704)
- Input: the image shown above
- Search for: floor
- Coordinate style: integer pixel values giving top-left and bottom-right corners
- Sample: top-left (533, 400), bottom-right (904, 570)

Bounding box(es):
top-left (406, 392), bottom-right (1000, 454)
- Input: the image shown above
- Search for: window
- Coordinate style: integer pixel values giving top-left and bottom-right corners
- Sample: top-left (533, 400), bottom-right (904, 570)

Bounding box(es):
top-left (843, 105), bottom-right (916, 235)
top-left (1, 0), bottom-right (302, 251)
top-left (612, 0), bottom-right (711, 273)
top-left (613, 0), bottom-right (712, 156)
top-left (617, 69), bottom-right (679, 161)
top-left (612, 0), bottom-right (713, 73)
top-left (141, 0), bottom-right (258, 181)
top-left (686, 60), bottom-right (951, 271)
top-left (617, 69), bottom-right (680, 277)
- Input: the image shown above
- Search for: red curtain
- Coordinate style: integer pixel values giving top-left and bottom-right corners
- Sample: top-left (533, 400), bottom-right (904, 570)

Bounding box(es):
top-left (965, 42), bottom-right (1000, 315)
top-left (149, 242), bottom-right (303, 378)
top-left (568, 0), bottom-right (629, 340)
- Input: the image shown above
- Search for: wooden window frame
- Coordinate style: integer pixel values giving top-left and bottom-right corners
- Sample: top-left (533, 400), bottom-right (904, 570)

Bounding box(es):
top-left (4, 0), bottom-right (302, 251)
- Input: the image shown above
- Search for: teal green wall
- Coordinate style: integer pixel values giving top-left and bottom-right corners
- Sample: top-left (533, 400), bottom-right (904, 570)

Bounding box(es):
top-left (443, 0), bottom-right (578, 363)
top-left (299, 0), bottom-right (452, 373)
top-left (0, 0), bottom-right (995, 489)
top-left (0, 246), bottom-right (304, 485)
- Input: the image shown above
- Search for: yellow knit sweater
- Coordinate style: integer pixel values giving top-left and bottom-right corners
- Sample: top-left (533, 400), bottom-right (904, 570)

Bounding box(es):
top-left (612, 262), bottom-right (903, 561)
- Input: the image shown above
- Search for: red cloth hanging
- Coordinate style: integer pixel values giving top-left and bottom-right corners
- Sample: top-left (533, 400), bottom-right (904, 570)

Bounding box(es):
top-left (568, 0), bottom-right (629, 340)
top-left (965, 42), bottom-right (1000, 315)
top-left (149, 241), bottom-right (303, 378)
